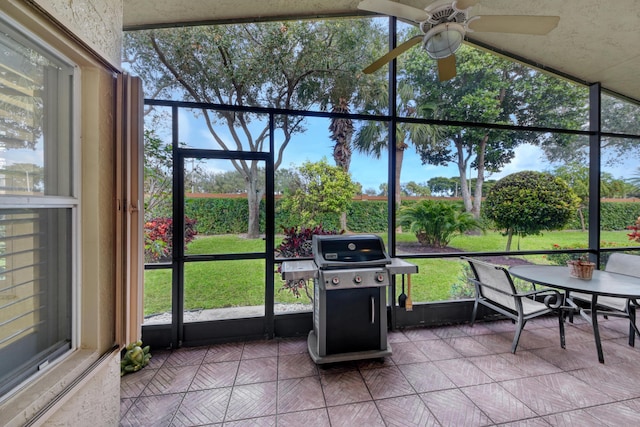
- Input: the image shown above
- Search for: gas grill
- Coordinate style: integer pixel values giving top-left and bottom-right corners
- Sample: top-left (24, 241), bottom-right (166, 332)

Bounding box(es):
top-left (281, 234), bottom-right (417, 364)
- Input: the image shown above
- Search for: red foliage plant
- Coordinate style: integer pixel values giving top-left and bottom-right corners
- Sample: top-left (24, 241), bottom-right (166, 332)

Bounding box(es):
top-left (275, 225), bottom-right (343, 258)
top-left (275, 225), bottom-right (343, 299)
top-left (144, 217), bottom-right (197, 262)
top-left (627, 216), bottom-right (640, 243)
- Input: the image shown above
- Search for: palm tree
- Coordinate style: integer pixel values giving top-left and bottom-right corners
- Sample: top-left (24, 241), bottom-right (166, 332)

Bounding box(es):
top-left (329, 98), bottom-right (354, 171)
top-left (354, 80), bottom-right (441, 218)
top-left (329, 97), bottom-right (354, 230)
top-left (629, 167), bottom-right (640, 189)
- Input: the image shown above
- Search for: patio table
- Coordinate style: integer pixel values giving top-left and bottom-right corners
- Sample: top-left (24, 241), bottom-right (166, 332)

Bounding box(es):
top-left (509, 264), bottom-right (640, 363)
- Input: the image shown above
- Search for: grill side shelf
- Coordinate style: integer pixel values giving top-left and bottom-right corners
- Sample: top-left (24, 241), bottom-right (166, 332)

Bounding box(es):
top-left (281, 260), bottom-right (318, 281)
top-left (387, 258), bottom-right (419, 275)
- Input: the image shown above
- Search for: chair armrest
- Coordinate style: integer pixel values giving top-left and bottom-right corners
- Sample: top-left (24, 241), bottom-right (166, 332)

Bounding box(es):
top-left (517, 288), bottom-right (564, 309)
top-left (516, 288), bottom-right (560, 298)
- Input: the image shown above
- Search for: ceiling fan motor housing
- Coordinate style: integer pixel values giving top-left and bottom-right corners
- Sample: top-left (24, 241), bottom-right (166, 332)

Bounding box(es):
top-left (420, 4), bottom-right (468, 59)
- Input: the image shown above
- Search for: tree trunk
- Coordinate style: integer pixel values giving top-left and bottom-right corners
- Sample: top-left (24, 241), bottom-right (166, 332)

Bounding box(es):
top-left (505, 228), bottom-right (513, 252)
top-left (246, 172), bottom-right (264, 239)
top-left (340, 211), bottom-right (348, 232)
top-left (578, 207), bottom-right (586, 232)
top-left (454, 134), bottom-right (473, 214)
top-left (395, 142), bottom-right (406, 232)
top-left (472, 135), bottom-right (489, 219)
top-left (458, 162), bottom-right (472, 213)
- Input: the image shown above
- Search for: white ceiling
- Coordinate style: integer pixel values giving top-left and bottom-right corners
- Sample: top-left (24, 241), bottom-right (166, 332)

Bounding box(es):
top-left (123, 0), bottom-right (640, 102)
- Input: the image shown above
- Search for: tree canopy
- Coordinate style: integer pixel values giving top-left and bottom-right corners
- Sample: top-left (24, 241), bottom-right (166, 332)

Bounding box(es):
top-left (551, 162), bottom-right (631, 200)
top-left (543, 94), bottom-right (640, 166)
top-left (353, 78), bottom-right (442, 209)
top-left (427, 176), bottom-right (459, 197)
top-left (143, 129), bottom-right (172, 218)
top-left (402, 44), bottom-right (588, 218)
top-left (124, 18), bottom-right (386, 237)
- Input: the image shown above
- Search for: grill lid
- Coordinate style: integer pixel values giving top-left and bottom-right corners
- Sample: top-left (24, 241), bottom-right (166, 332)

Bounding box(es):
top-left (313, 234), bottom-right (391, 269)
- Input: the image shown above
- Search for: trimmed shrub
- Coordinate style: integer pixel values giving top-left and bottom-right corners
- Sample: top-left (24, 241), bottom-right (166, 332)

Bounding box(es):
top-left (484, 171), bottom-right (579, 250)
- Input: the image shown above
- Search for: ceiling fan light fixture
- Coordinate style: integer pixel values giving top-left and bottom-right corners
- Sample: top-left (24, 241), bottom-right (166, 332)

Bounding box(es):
top-left (423, 22), bottom-right (465, 59)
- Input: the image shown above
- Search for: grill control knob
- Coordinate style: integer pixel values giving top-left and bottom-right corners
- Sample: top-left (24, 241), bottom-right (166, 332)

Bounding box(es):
top-left (354, 275), bottom-right (362, 284)
top-left (375, 274), bottom-right (385, 283)
top-left (331, 277), bottom-right (340, 286)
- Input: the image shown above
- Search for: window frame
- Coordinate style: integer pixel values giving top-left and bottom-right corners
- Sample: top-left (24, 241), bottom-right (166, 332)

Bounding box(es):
top-left (0, 14), bottom-right (80, 400)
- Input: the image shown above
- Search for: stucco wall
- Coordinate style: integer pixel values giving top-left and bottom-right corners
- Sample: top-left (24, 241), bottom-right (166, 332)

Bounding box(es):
top-left (33, 0), bottom-right (123, 67)
top-left (41, 352), bottom-right (122, 427)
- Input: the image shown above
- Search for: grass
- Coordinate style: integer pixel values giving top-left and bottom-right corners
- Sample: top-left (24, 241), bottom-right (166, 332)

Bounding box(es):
top-left (144, 230), bottom-right (634, 315)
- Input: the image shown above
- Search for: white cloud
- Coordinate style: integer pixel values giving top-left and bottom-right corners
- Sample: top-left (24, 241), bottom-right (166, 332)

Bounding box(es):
top-left (489, 144), bottom-right (546, 180)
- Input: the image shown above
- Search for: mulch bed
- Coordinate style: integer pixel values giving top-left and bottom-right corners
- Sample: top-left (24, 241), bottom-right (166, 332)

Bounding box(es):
top-left (396, 242), bottom-right (533, 267)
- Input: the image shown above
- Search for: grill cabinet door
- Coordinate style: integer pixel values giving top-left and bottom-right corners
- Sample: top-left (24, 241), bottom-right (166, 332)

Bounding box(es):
top-left (325, 287), bottom-right (381, 355)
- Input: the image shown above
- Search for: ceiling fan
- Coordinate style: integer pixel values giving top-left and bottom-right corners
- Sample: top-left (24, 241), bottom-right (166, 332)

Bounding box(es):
top-left (358, 0), bottom-right (560, 81)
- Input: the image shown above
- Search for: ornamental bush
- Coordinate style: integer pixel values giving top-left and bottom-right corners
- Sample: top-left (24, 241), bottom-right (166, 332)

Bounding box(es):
top-left (484, 171), bottom-right (580, 251)
top-left (144, 216), bottom-right (198, 262)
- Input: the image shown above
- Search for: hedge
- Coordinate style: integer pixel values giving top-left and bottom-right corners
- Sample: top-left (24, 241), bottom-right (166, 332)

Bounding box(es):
top-left (183, 197), bottom-right (640, 235)
top-left (185, 198), bottom-right (249, 234)
top-left (566, 202), bottom-right (640, 230)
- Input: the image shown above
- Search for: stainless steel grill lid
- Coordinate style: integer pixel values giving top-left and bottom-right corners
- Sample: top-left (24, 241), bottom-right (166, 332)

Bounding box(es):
top-left (312, 234), bottom-right (391, 269)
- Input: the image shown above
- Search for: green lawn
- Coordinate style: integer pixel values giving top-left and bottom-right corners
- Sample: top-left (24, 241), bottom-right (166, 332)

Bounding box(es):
top-left (144, 230), bottom-right (634, 315)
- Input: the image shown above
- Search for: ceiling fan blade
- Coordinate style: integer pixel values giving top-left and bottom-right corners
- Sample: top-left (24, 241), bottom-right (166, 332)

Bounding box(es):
top-left (363, 35), bottom-right (423, 74)
top-left (357, 0), bottom-right (428, 23)
top-left (454, 0), bottom-right (481, 10)
top-left (467, 15), bottom-right (560, 35)
top-left (437, 55), bottom-right (457, 82)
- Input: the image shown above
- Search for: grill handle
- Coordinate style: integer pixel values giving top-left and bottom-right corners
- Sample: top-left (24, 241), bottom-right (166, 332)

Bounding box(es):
top-left (371, 296), bottom-right (375, 324)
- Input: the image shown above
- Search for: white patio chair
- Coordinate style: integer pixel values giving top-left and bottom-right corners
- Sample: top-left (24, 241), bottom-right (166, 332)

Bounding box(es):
top-left (568, 253), bottom-right (640, 346)
top-left (463, 257), bottom-right (565, 353)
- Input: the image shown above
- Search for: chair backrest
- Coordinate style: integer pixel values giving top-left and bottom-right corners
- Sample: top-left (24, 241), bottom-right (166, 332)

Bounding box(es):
top-left (464, 257), bottom-right (517, 310)
top-left (605, 253), bottom-right (640, 278)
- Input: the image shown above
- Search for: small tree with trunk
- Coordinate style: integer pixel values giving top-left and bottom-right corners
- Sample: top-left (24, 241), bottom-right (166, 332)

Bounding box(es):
top-left (484, 171), bottom-right (580, 251)
top-left (278, 159), bottom-right (358, 227)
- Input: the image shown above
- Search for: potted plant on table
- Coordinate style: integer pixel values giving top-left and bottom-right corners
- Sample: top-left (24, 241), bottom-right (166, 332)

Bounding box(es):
top-left (567, 256), bottom-right (595, 280)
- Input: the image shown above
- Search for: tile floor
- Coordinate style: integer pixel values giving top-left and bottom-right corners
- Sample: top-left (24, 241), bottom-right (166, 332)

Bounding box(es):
top-left (120, 315), bottom-right (640, 426)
